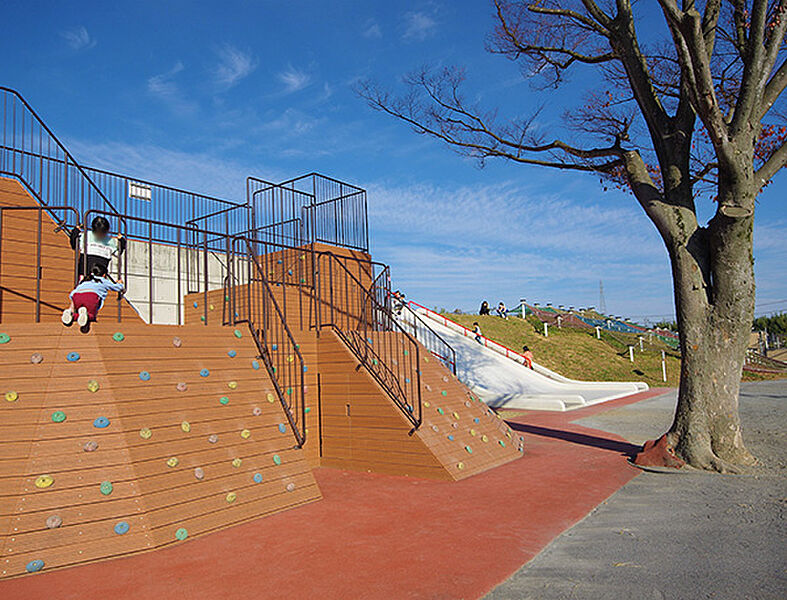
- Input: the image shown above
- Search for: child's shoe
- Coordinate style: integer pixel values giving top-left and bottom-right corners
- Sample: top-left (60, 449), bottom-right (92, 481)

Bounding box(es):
top-left (61, 309), bottom-right (74, 326)
top-left (76, 307), bottom-right (89, 327)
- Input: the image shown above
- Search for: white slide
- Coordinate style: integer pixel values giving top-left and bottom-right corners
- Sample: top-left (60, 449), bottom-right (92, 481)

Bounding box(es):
top-left (408, 307), bottom-right (648, 412)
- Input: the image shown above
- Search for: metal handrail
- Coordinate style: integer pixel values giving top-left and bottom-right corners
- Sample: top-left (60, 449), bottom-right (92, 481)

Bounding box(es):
top-left (394, 298), bottom-right (457, 375)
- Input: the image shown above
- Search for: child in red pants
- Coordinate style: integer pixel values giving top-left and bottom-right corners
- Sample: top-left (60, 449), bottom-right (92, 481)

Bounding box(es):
top-left (62, 264), bottom-right (125, 327)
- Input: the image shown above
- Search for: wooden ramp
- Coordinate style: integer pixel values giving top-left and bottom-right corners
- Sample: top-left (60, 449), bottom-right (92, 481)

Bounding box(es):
top-left (0, 322), bottom-right (321, 579)
top-left (316, 330), bottom-right (523, 480)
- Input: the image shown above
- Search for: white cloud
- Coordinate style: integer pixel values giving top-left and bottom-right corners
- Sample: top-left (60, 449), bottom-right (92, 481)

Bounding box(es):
top-left (402, 11), bottom-right (437, 41)
top-left (212, 44), bottom-right (258, 89)
top-left (61, 26), bottom-right (96, 51)
top-left (363, 19), bottom-right (382, 39)
top-left (277, 65), bottom-right (312, 93)
top-left (146, 62), bottom-right (198, 115)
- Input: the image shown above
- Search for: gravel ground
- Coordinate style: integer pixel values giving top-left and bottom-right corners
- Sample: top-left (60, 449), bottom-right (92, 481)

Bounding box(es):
top-left (485, 381), bottom-right (787, 600)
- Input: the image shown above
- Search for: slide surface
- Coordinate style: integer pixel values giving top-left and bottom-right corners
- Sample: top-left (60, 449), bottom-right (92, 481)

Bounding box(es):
top-left (409, 308), bottom-right (647, 411)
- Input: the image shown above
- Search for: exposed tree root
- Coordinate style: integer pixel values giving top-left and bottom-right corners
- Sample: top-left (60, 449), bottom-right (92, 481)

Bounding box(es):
top-left (633, 433), bottom-right (756, 474)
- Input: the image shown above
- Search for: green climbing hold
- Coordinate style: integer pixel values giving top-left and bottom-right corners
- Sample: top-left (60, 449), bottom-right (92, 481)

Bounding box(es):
top-left (99, 481), bottom-right (113, 496)
top-left (272, 454), bottom-right (282, 465)
top-left (0, 333), bottom-right (10, 344)
top-left (437, 407), bottom-right (444, 415)
top-left (465, 445), bottom-right (473, 454)
top-left (498, 440), bottom-right (506, 447)
top-left (112, 332), bottom-right (125, 342)
top-left (304, 407), bottom-right (311, 414)
top-left (441, 390), bottom-right (448, 396)
top-left (219, 396), bottom-right (229, 405)
top-left (175, 527), bottom-right (188, 541)
top-left (233, 329), bottom-right (243, 338)
top-left (51, 411), bottom-right (67, 423)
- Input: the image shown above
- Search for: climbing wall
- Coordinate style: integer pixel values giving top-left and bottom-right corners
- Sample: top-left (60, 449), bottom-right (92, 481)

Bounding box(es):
top-left (317, 330), bottom-right (523, 480)
top-left (0, 322), bottom-right (321, 579)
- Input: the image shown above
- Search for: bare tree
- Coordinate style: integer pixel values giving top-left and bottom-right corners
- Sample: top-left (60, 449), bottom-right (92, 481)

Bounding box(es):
top-left (357, 0), bottom-right (786, 472)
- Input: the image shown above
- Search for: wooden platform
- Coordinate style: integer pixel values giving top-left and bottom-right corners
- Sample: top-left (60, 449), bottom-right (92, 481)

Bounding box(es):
top-left (0, 322), bottom-right (321, 579)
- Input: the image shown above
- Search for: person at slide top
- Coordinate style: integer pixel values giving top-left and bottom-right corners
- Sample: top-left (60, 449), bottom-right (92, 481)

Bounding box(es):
top-left (479, 300), bottom-right (491, 315)
top-left (70, 215), bottom-right (126, 279)
top-left (496, 301), bottom-right (508, 319)
top-left (62, 263), bottom-right (125, 328)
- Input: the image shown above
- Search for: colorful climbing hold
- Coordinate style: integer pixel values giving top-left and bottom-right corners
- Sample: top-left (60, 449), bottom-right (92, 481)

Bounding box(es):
top-left (240, 429), bottom-right (251, 439)
top-left (93, 416), bottom-right (110, 429)
top-left (251, 360), bottom-right (260, 370)
top-left (436, 407), bottom-right (444, 415)
top-left (5, 390), bottom-right (18, 403)
top-left (87, 379), bottom-right (100, 393)
top-left (233, 329), bottom-right (243, 338)
top-left (286, 387), bottom-right (292, 396)
top-left (176, 382), bottom-right (188, 392)
top-left (266, 393), bottom-right (275, 403)
top-left (441, 390), bottom-right (448, 397)
top-left (226, 492), bottom-right (237, 503)
top-left (45, 515), bottom-right (62, 529)
top-left (100, 481), bottom-right (113, 495)
top-left (114, 521), bottom-right (129, 535)
top-left (424, 401), bottom-right (431, 408)
top-left (228, 349), bottom-right (237, 358)
top-left (139, 427), bottom-right (152, 440)
top-left (285, 482), bottom-right (296, 492)
top-left (452, 411), bottom-right (460, 419)
top-left (66, 352), bottom-right (80, 362)
top-left (232, 458), bottom-right (242, 468)
top-left (193, 301), bottom-right (199, 308)
top-left (194, 467), bottom-right (205, 480)
top-left (474, 417), bottom-right (480, 424)
top-left (464, 401), bottom-right (472, 408)
top-left (252, 473), bottom-right (263, 483)
top-left (175, 527), bottom-right (188, 541)
top-left (498, 440), bottom-right (506, 447)
top-left (431, 425), bottom-right (439, 432)
top-left (219, 396), bottom-right (229, 405)
top-left (482, 435), bottom-right (489, 443)
top-left (208, 434), bottom-right (218, 444)
top-left (173, 337), bottom-right (182, 347)
top-left (112, 332), bottom-right (125, 343)
top-left (166, 457), bottom-right (179, 467)
top-left (0, 333), bottom-right (10, 344)
top-left (199, 369), bottom-right (210, 377)
top-left (403, 350), bottom-right (409, 356)
top-left (451, 422), bottom-right (459, 429)
top-left (51, 411), bottom-right (67, 423)
top-left (25, 560), bottom-right (44, 573)
top-left (209, 304), bottom-right (215, 311)
top-left (181, 421), bottom-right (191, 433)
top-left (272, 454), bottom-right (282, 465)
top-left (304, 407), bottom-right (311, 414)
top-left (30, 352), bottom-right (44, 364)
top-left (228, 381), bottom-right (238, 389)
top-left (465, 445), bottom-right (473, 454)
top-left (271, 344), bottom-right (278, 351)
top-left (139, 371), bottom-right (151, 381)
top-left (447, 434), bottom-right (455, 441)
top-left (35, 475), bottom-right (54, 489)
top-left (277, 423), bottom-right (287, 434)
top-left (83, 441), bottom-right (98, 452)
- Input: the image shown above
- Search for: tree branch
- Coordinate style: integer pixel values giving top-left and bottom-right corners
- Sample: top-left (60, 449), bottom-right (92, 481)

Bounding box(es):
top-left (754, 138), bottom-right (787, 186)
top-left (760, 58), bottom-right (787, 120)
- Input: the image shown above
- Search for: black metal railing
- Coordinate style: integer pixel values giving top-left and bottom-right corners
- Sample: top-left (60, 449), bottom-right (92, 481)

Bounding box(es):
top-left (0, 87), bottom-right (120, 229)
top-left (394, 299), bottom-right (457, 375)
top-left (233, 237), bottom-right (306, 447)
top-left (315, 250), bottom-right (422, 430)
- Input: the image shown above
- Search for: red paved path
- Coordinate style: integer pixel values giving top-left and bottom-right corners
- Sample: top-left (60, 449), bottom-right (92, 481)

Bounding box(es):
top-left (2, 389), bottom-right (666, 600)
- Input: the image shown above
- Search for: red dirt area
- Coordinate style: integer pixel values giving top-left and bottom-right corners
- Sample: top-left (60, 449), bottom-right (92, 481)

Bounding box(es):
top-left (1, 389), bottom-right (666, 600)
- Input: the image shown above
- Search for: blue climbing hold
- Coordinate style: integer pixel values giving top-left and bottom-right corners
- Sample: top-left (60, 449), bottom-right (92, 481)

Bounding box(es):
top-left (227, 350), bottom-right (237, 358)
top-left (139, 371), bottom-right (151, 381)
top-left (447, 434), bottom-right (455, 441)
top-left (278, 423), bottom-right (287, 433)
top-left (367, 337), bottom-right (373, 344)
top-left (251, 360), bottom-right (260, 370)
top-left (287, 269), bottom-right (292, 275)
top-left (93, 416), bottom-right (110, 429)
top-left (271, 344), bottom-right (278, 351)
top-left (114, 521), bottom-right (129, 535)
top-left (277, 259), bottom-right (283, 264)
top-left (200, 368), bottom-right (210, 377)
top-left (474, 417), bottom-right (480, 424)
top-left (25, 559), bottom-right (45, 573)
top-left (303, 366), bottom-right (308, 373)
top-left (405, 378), bottom-right (411, 384)
top-left (252, 472), bottom-right (263, 483)
top-left (66, 352), bottom-right (80, 362)
top-left (193, 301), bottom-right (198, 308)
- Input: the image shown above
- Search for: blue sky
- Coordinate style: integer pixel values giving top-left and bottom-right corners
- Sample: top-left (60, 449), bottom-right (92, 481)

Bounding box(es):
top-left (2, 0), bottom-right (784, 322)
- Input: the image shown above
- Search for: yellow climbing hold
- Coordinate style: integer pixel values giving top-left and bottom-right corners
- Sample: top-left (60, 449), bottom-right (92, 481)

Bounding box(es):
top-left (181, 421), bottom-right (191, 433)
top-left (226, 492), bottom-right (237, 503)
top-left (424, 401), bottom-right (431, 408)
top-left (267, 393), bottom-right (275, 403)
top-left (166, 457), bottom-right (179, 468)
top-left (470, 428), bottom-right (477, 436)
top-left (457, 462), bottom-right (465, 470)
top-left (287, 355), bottom-right (293, 363)
top-left (87, 379), bottom-right (100, 393)
top-left (240, 429), bottom-right (251, 439)
top-left (228, 381), bottom-right (238, 390)
top-left (35, 475), bottom-right (54, 489)
top-left (139, 427), bottom-right (152, 439)
top-left (482, 435), bottom-right (489, 443)
top-left (232, 458), bottom-right (242, 468)
top-left (5, 390), bottom-right (18, 402)
top-left (209, 304), bottom-right (215, 311)
top-left (452, 412), bottom-right (460, 420)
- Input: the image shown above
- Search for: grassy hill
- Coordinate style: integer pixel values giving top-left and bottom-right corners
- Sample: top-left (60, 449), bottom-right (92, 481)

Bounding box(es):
top-left (445, 313), bottom-right (776, 387)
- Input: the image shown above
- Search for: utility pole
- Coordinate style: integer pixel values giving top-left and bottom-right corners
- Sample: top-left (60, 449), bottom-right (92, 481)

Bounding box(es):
top-left (599, 280), bottom-right (607, 315)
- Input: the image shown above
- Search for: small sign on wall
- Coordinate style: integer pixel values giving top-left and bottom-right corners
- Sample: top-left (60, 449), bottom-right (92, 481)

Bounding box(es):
top-left (129, 181), bottom-right (152, 201)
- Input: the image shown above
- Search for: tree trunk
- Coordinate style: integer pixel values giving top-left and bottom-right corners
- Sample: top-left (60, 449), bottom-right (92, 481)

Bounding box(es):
top-left (641, 177), bottom-right (759, 472)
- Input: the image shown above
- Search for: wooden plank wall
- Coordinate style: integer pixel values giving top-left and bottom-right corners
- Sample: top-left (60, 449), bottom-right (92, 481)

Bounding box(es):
top-left (0, 322), bottom-right (321, 579)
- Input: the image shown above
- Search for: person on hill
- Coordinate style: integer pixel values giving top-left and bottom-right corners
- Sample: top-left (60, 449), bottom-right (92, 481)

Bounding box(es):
top-left (522, 345), bottom-right (534, 369)
top-left (473, 322), bottom-right (483, 343)
top-left (392, 289), bottom-right (406, 315)
top-left (62, 263), bottom-right (125, 328)
top-left (70, 216), bottom-right (126, 279)
top-left (496, 301), bottom-right (508, 319)
top-left (479, 300), bottom-right (490, 315)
